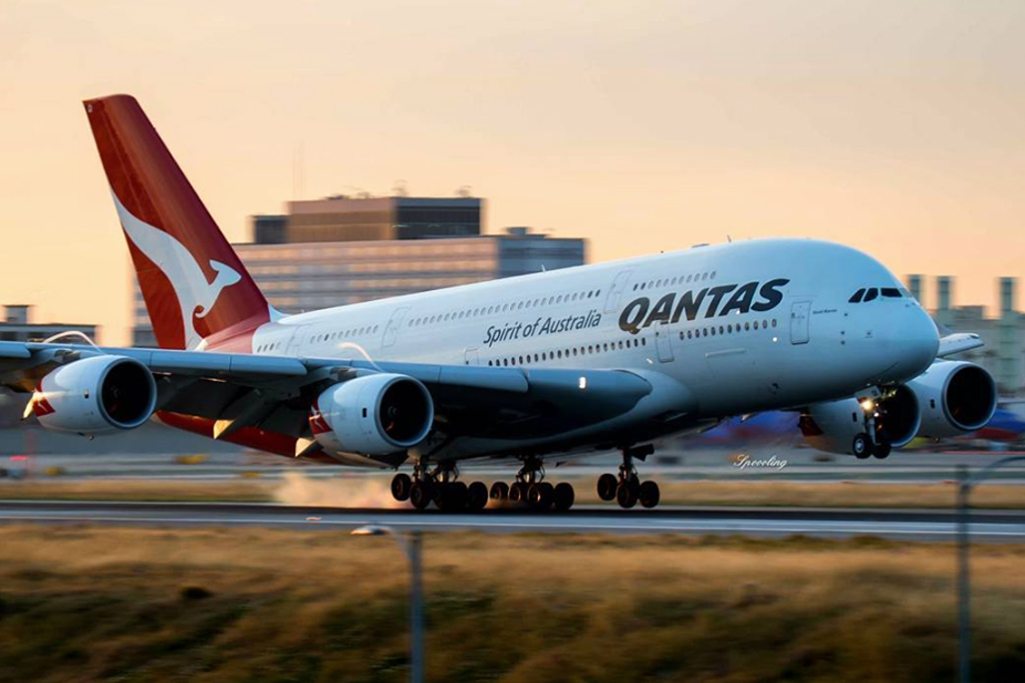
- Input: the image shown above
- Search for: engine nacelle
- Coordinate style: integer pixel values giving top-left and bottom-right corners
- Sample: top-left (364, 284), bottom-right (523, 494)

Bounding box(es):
top-left (907, 360), bottom-right (997, 438)
top-left (309, 373), bottom-right (434, 457)
top-left (30, 356), bottom-right (157, 434)
top-left (800, 385), bottom-right (921, 456)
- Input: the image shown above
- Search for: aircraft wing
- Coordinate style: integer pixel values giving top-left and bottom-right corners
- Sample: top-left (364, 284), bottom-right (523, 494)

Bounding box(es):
top-left (0, 341), bottom-right (666, 458)
top-left (937, 333), bottom-right (984, 358)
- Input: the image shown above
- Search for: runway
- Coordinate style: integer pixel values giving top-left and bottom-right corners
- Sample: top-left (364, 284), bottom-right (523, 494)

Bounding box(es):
top-left (1, 501), bottom-right (1024, 540)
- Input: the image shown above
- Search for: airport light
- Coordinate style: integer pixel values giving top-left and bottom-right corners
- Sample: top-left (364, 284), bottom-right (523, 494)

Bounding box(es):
top-left (955, 456), bottom-right (1025, 683)
top-left (351, 525), bottom-right (424, 683)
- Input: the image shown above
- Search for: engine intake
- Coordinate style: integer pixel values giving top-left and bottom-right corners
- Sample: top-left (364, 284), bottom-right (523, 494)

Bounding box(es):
top-left (907, 361), bottom-right (997, 436)
top-left (310, 373), bottom-right (434, 458)
top-left (31, 356), bottom-right (157, 434)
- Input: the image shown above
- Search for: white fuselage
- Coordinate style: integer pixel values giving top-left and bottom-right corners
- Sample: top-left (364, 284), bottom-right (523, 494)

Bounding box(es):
top-left (249, 239), bottom-right (939, 458)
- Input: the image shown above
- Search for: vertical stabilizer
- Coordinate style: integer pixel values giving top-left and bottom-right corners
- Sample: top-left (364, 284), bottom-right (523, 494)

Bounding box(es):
top-left (84, 94), bottom-right (269, 351)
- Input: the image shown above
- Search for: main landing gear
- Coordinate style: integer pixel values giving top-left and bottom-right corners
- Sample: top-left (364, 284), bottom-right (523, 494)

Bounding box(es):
top-left (485, 456), bottom-right (575, 512)
top-left (390, 457), bottom-right (574, 512)
top-left (852, 397), bottom-right (892, 460)
top-left (597, 445), bottom-right (661, 509)
top-left (390, 462), bottom-right (489, 512)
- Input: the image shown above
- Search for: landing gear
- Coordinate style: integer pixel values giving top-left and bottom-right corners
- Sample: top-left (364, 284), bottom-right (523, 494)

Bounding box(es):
top-left (393, 456), bottom-right (577, 512)
top-left (854, 396), bottom-right (893, 460)
top-left (497, 457), bottom-right (575, 511)
top-left (395, 460), bottom-right (489, 512)
top-left (599, 445), bottom-right (661, 509)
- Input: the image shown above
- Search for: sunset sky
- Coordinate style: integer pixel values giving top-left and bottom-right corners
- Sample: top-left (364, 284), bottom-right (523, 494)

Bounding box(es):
top-left (1, 0), bottom-right (1023, 344)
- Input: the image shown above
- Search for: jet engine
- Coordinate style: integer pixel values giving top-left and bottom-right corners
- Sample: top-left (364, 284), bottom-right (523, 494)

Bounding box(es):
top-left (309, 373), bottom-right (434, 457)
top-left (906, 360), bottom-right (997, 438)
top-left (800, 385), bottom-right (921, 456)
top-left (30, 356), bottom-right (157, 434)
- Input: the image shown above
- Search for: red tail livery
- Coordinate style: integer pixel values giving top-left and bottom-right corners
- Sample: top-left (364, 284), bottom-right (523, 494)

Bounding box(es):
top-left (84, 95), bottom-right (270, 351)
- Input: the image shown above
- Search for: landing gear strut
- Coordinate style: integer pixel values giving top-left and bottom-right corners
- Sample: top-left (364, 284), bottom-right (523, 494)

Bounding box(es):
top-left (598, 445), bottom-right (660, 509)
top-left (855, 395), bottom-right (892, 460)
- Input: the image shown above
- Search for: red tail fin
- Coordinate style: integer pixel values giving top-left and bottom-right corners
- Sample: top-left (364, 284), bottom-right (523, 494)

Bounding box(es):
top-left (84, 94), bottom-right (269, 351)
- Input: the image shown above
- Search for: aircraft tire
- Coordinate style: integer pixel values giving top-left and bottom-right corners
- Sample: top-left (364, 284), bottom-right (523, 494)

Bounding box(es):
top-left (638, 480), bottom-right (660, 509)
top-left (438, 482), bottom-right (469, 512)
top-left (489, 481), bottom-right (509, 502)
top-left (597, 473), bottom-right (618, 501)
top-left (553, 482), bottom-right (575, 511)
top-left (467, 481), bottom-right (488, 511)
top-left (616, 480), bottom-right (639, 509)
top-left (391, 473), bottom-right (412, 502)
top-left (852, 433), bottom-right (872, 460)
top-left (410, 481), bottom-right (432, 510)
top-left (528, 482), bottom-right (554, 510)
top-left (509, 481), bottom-right (529, 504)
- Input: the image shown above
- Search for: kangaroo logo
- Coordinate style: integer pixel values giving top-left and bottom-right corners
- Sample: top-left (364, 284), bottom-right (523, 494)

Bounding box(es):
top-left (112, 191), bottom-right (241, 349)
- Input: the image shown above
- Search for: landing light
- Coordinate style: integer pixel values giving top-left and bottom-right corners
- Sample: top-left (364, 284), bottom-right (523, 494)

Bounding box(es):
top-left (860, 398), bottom-right (876, 412)
top-left (578, 376), bottom-right (587, 390)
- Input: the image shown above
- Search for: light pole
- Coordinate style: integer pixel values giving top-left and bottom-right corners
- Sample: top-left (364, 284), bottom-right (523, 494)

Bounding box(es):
top-left (955, 455), bottom-right (1025, 683)
top-left (351, 525), bottom-right (424, 683)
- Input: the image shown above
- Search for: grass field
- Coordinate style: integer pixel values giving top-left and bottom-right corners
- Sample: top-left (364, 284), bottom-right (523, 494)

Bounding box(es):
top-left (2, 474), bottom-right (1025, 509)
top-left (1, 525), bottom-right (1024, 681)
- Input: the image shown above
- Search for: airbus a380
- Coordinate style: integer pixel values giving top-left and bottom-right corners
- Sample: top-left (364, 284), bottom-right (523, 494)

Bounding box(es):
top-left (0, 95), bottom-right (998, 511)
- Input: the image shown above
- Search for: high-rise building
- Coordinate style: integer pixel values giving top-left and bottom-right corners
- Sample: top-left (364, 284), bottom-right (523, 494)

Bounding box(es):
top-left (131, 195), bottom-right (585, 347)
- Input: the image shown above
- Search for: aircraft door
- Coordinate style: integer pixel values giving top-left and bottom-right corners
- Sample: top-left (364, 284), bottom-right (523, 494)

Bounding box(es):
top-left (654, 326), bottom-right (674, 363)
top-left (464, 347), bottom-right (480, 366)
top-left (382, 306), bottom-right (411, 348)
top-left (603, 269), bottom-right (634, 314)
top-left (790, 301), bottom-right (811, 345)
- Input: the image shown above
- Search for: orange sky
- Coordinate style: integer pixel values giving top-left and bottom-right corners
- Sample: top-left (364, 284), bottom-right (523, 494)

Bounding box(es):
top-left (1, 0), bottom-right (1023, 345)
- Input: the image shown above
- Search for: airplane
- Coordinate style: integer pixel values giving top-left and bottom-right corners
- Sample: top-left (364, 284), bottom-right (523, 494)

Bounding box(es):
top-left (0, 95), bottom-right (999, 511)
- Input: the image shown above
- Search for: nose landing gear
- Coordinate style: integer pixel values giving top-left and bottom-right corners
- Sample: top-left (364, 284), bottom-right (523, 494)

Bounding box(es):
top-left (854, 396), bottom-right (893, 460)
top-left (597, 445), bottom-right (661, 509)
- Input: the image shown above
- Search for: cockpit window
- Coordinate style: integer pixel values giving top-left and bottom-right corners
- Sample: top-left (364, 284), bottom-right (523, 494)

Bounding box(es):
top-left (849, 288), bottom-right (866, 303)
top-left (881, 288), bottom-right (901, 298)
top-left (863, 288), bottom-right (879, 302)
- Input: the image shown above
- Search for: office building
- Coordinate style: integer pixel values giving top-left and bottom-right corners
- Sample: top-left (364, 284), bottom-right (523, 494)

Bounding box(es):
top-left (132, 195), bottom-right (585, 346)
top-left (0, 305), bottom-right (99, 344)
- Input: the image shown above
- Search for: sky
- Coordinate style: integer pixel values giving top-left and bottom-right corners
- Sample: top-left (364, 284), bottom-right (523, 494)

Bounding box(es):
top-left (1, 0), bottom-right (1023, 345)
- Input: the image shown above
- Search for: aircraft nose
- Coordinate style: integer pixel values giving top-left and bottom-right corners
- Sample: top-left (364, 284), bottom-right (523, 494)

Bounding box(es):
top-left (889, 304), bottom-right (939, 380)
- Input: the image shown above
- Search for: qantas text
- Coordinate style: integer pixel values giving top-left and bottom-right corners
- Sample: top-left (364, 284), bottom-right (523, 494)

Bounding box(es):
top-left (618, 278), bottom-right (790, 334)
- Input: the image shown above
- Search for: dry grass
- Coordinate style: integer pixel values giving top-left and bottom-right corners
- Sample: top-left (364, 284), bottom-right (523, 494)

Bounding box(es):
top-left (0, 525), bottom-right (1024, 681)
top-left (2, 475), bottom-right (1024, 510)
top-left (0, 479), bottom-right (274, 502)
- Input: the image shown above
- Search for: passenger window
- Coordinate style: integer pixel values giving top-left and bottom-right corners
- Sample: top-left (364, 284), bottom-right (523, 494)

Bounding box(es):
top-left (864, 288), bottom-right (879, 302)
top-left (849, 288), bottom-right (866, 303)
